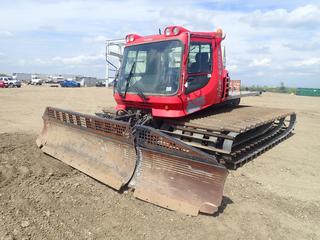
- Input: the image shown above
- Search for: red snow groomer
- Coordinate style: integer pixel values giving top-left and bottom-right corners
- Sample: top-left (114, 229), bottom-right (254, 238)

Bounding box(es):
top-left (37, 26), bottom-right (296, 216)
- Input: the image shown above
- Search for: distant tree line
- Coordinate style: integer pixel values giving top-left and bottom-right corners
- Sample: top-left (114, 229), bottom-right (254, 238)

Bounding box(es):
top-left (242, 82), bottom-right (296, 94)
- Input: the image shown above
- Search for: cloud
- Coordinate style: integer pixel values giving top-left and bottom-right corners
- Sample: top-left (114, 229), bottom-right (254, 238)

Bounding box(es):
top-left (228, 64), bottom-right (239, 71)
top-left (242, 4), bottom-right (320, 29)
top-left (290, 57), bottom-right (320, 67)
top-left (256, 71), bottom-right (265, 76)
top-left (0, 31), bottom-right (13, 37)
top-left (0, 52), bottom-right (7, 63)
top-left (17, 59), bottom-right (27, 66)
top-left (0, 0), bottom-right (159, 35)
top-left (33, 54), bottom-right (105, 66)
top-left (247, 46), bottom-right (270, 54)
top-left (283, 41), bottom-right (320, 51)
top-left (87, 36), bottom-right (108, 44)
top-left (249, 58), bottom-right (271, 67)
top-left (52, 54), bottom-right (104, 65)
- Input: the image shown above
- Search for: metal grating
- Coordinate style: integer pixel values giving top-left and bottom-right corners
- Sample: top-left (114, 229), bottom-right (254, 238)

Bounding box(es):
top-left (135, 125), bottom-right (222, 166)
top-left (45, 107), bottom-right (132, 141)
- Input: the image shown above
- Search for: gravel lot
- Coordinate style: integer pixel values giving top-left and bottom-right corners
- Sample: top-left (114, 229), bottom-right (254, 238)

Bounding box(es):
top-left (0, 86), bottom-right (319, 240)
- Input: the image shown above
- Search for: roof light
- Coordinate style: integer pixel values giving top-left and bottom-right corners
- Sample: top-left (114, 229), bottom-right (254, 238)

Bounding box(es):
top-left (164, 26), bottom-right (188, 37)
top-left (173, 27), bottom-right (180, 35)
top-left (165, 28), bottom-right (171, 36)
top-left (216, 28), bottom-right (223, 37)
top-left (125, 34), bottom-right (138, 43)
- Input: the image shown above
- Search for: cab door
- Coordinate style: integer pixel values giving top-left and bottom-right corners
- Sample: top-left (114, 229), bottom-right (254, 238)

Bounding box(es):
top-left (184, 40), bottom-right (214, 114)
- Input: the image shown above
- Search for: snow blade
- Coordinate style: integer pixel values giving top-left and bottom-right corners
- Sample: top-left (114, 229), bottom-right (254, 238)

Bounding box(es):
top-left (132, 126), bottom-right (228, 216)
top-left (36, 107), bottom-right (136, 190)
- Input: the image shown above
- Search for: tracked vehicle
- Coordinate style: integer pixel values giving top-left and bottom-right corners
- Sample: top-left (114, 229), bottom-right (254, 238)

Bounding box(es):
top-left (37, 26), bottom-right (296, 216)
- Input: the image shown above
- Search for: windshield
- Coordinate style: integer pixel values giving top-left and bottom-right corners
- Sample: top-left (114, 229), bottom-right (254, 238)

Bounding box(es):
top-left (117, 40), bottom-right (183, 95)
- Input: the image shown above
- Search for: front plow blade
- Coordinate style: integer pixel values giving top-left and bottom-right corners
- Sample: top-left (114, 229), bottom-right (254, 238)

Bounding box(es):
top-left (37, 107), bottom-right (228, 216)
top-left (36, 107), bottom-right (136, 190)
top-left (133, 126), bottom-right (228, 216)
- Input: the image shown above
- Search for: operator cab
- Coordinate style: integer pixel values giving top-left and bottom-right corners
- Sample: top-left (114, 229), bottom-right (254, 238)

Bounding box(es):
top-left (114, 26), bottom-right (227, 118)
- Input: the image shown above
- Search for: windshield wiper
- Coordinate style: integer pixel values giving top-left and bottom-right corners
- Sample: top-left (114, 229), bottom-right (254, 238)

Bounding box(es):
top-left (131, 85), bottom-right (149, 101)
top-left (123, 61), bottom-right (136, 99)
top-left (119, 61), bottom-right (148, 101)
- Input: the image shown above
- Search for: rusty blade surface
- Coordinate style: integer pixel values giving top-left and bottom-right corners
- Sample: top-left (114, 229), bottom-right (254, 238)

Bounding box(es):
top-left (133, 126), bottom-right (228, 216)
top-left (36, 107), bottom-right (136, 190)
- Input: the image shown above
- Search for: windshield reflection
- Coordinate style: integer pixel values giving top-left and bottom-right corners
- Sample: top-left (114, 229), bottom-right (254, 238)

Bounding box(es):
top-left (117, 40), bottom-right (183, 96)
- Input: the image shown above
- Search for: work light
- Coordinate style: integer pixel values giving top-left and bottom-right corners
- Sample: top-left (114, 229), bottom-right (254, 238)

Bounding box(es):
top-left (165, 28), bottom-right (171, 36)
top-left (173, 27), bottom-right (180, 35)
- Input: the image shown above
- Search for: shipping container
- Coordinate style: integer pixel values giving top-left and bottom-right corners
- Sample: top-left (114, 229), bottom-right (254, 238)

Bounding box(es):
top-left (296, 88), bottom-right (320, 97)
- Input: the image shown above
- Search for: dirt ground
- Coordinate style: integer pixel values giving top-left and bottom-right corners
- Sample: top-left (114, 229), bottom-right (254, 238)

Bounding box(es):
top-left (0, 86), bottom-right (319, 240)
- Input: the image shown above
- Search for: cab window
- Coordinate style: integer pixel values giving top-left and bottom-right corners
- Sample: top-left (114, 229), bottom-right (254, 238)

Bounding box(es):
top-left (188, 43), bottom-right (212, 73)
top-left (186, 42), bottom-right (213, 94)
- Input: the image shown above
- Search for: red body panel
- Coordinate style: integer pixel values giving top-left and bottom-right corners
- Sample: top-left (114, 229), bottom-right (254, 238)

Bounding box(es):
top-left (115, 26), bottom-right (231, 118)
top-left (115, 93), bottom-right (185, 118)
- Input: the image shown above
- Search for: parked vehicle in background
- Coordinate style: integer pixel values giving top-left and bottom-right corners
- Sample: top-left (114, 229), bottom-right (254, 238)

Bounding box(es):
top-left (51, 76), bottom-right (65, 83)
top-left (60, 80), bottom-right (80, 88)
top-left (0, 80), bottom-right (6, 88)
top-left (31, 75), bottom-right (43, 85)
top-left (0, 77), bottom-right (21, 88)
top-left (96, 81), bottom-right (106, 87)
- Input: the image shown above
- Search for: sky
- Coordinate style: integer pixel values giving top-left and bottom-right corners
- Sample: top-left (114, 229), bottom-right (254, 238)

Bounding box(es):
top-left (0, 0), bottom-right (319, 87)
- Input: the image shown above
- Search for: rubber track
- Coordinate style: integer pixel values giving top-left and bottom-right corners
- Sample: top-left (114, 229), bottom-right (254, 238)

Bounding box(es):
top-left (162, 106), bottom-right (296, 169)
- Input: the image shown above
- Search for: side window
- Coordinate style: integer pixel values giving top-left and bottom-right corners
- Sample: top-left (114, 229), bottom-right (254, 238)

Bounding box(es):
top-left (186, 42), bottom-right (213, 94)
top-left (188, 43), bottom-right (212, 74)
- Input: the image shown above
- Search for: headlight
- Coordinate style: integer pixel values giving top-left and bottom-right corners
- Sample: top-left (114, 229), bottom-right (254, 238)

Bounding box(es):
top-left (173, 27), bottom-right (179, 35)
top-left (165, 28), bottom-right (171, 36)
